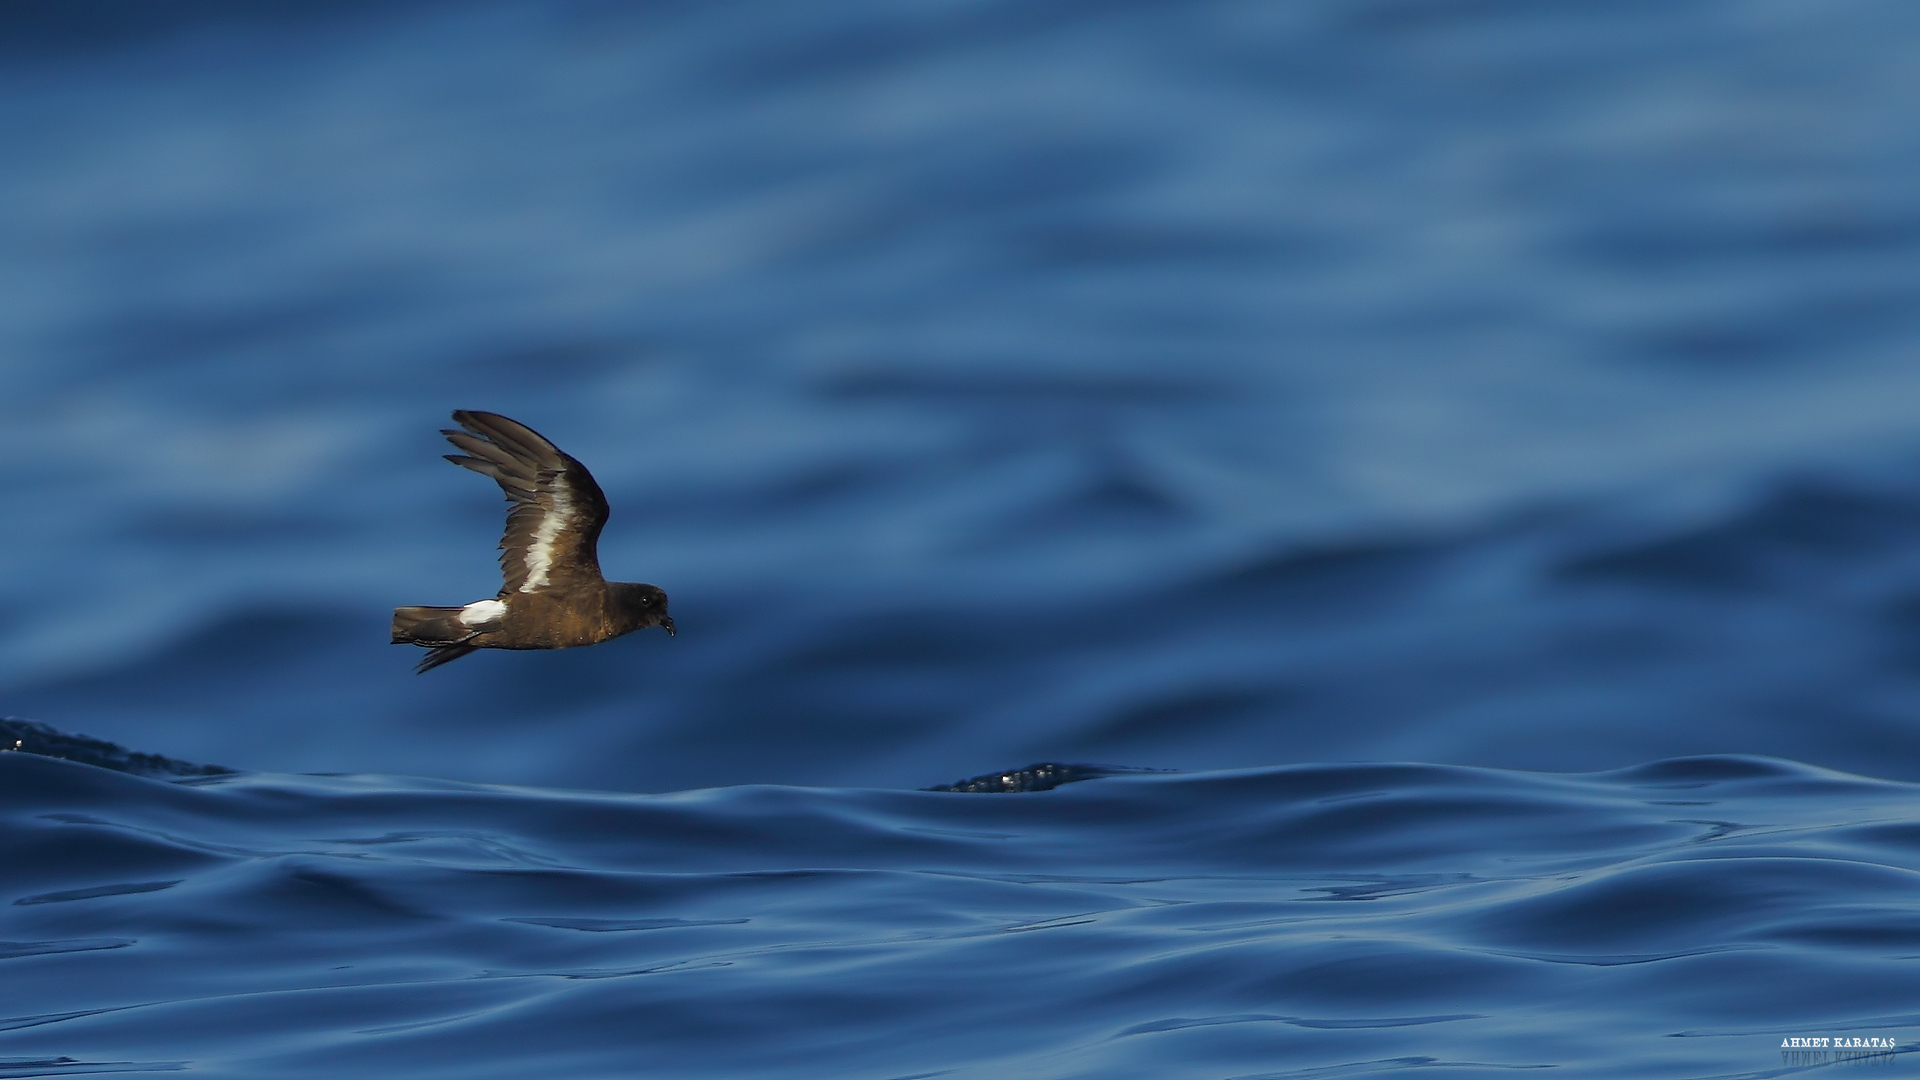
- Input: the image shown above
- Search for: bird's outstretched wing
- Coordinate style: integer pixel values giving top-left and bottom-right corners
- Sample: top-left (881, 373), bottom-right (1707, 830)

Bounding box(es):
top-left (441, 410), bottom-right (611, 595)
top-left (416, 642), bottom-right (479, 673)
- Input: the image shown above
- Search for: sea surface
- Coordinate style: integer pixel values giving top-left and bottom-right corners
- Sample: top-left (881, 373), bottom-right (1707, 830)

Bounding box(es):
top-left (3, 0), bottom-right (1920, 1075)
top-left (2, 749), bottom-right (1918, 1078)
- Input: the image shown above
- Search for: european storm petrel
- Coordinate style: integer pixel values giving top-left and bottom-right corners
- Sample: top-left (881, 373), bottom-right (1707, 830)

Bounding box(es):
top-left (392, 410), bottom-right (674, 672)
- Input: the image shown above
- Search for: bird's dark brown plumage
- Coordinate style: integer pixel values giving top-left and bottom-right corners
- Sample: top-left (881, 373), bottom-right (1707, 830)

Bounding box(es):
top-left (391, 411), bottom-right (674, 672)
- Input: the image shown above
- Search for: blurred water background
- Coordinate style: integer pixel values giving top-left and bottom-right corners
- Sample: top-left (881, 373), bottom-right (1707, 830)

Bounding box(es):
top-left (4, 1), bottom-right (1920, 1075)
top-left (5, 0), bottom-right (1920, 791)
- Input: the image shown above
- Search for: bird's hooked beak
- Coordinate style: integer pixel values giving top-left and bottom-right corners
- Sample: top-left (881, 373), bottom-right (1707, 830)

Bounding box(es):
top-left (661, 616), bottom-right (677, 637)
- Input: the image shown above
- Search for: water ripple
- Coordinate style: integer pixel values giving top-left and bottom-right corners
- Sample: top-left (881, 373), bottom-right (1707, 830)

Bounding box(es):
top-left (2, 751), bottom-right (1916, 1076)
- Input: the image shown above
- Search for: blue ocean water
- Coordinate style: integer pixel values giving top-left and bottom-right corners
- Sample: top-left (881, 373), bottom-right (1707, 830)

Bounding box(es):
top-left (5, 751), bottom-right (1919, 1078)
top-left (4, 0), bottom-right (1920, 1074)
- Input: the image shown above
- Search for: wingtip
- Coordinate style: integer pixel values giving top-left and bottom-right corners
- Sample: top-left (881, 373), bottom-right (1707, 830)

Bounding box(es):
top-left (446, 412), bottom-right (564, 465)
top-left (414, 642), bottom-right (479, 673)
top-left (452, 408), bottom-right (514, 425)
top-left (451, 409), bottom-right (514, 434)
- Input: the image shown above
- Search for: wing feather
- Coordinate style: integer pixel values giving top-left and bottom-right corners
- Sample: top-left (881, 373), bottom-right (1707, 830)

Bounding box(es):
top-left (442, 410), bottom-right (611, 594)
top-left (416, 642), bottom-right (479, 673)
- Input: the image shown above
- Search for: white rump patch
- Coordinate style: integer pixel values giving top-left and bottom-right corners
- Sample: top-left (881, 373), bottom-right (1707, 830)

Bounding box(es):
top-left (519, 473), bottom-right (572, 592)
top-left (459, 599), bottom-right (508, 627)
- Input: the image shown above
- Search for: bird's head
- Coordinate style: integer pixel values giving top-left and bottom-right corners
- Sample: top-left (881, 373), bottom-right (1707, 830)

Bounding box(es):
top-left (617, 582), bottom-right (675, 636)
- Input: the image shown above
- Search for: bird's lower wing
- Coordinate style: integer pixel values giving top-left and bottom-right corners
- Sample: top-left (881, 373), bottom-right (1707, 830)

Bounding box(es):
top-left (415, 642), bottom-right (479, 673)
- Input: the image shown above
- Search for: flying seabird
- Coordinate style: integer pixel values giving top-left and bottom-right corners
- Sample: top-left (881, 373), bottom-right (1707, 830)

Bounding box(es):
top-left (392, 410), bottom-right (674, 672)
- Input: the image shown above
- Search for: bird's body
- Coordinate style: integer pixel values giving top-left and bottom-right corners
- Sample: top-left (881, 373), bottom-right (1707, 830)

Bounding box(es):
top-left (392, 411), bottom-right (674, 672)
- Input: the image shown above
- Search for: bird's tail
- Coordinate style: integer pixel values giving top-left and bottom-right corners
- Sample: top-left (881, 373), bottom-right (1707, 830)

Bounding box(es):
top-left (391, 606), bottom-right (472, 645)
top-left (392, 606), bottom-right (480, 673)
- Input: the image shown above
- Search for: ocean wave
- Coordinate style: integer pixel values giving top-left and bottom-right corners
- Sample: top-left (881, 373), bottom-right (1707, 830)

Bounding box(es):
top-left (3, 747), bottom-right (1916, 1077)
